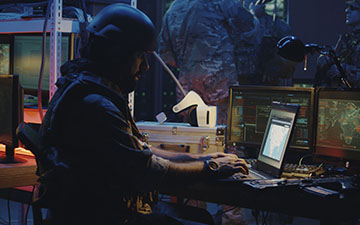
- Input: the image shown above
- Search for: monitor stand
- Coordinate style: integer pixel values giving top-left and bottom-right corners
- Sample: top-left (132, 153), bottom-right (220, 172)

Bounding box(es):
top-left (0, 145), bottom-right (27, 163)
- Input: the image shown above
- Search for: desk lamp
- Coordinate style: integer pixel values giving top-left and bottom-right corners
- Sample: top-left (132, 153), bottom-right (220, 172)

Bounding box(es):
top-left (276, 36), bottom-right (352, 88)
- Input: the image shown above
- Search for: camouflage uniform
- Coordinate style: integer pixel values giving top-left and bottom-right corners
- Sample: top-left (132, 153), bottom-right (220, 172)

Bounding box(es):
top-left (158, 0), bottom-right (259, 125)
top-left (316, 30), bottom-right (360, 88)
top-left (252, 11), bottom-right (293, 85)
top-left (316, 0), bottom-right (360, 88)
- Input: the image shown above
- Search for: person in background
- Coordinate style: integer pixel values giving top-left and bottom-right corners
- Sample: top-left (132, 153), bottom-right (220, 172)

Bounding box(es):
top-left (243, 0), bottom-right (294, 86)
top-left (316, 0), bottom-right (360, 88)
top-left (37, 3), bottom-right (248, 225)
top-left (158, 0), bottom-right (260, 125)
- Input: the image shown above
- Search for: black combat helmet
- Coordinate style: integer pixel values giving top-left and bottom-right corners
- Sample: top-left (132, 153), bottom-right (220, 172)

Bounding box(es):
top-left (87, 3), bottom-right (156, 52)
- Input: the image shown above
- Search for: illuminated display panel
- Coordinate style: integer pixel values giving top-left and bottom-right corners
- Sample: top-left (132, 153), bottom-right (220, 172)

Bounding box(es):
top-left (227, 85), bottom-right (315, 152)
top-left (0, 74), bottom-right (25, 163)
top-left (13, 34), bottom-right (70, 91)
top-left (0, 43), bottom-right (10, 74)
top-left (315, 89), bottom-right (360, 161)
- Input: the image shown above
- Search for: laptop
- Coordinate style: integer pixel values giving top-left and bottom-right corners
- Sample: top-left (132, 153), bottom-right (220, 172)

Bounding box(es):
top-left (230, 101), bottom-right (299, 180)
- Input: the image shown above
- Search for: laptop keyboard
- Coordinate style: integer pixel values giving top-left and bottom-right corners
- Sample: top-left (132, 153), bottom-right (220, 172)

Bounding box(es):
top-left (232, 168), bottom-right (270, 180)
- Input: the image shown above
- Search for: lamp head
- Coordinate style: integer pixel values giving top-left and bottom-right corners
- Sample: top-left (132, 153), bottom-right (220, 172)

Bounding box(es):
top-left (277, 36), bottom-right (306, 63)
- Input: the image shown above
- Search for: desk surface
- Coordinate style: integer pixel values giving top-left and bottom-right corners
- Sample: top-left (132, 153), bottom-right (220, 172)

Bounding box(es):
top-left (1, 147), bottom-right (359, 223)
top-left (160, 176), bottom-right (360, 223)
top-left (0, 151), bottom-right (38, 189)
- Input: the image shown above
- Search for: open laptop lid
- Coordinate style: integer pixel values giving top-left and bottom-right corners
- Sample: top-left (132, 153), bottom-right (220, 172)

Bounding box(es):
top-left (255, 102), bottom-right (300, 178)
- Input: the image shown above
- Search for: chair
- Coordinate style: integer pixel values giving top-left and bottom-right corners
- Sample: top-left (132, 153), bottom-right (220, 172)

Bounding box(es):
top-left (16, 121), bottom-right (46, 225)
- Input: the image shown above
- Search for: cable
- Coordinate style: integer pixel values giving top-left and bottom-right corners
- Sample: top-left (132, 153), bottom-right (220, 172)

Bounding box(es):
top-left (261, 210), bottom-right (269, 225)
top-left (255, 214), bottom-right (259, 225)
top-left (24, 185), bottom-right (36, 225)
top-left (252, 209), bottom-right (259, 225)
top-left (298, 154), bottom-right (312, 166)
top-left (7, 190), bottom-right (10, 225)
top-left (152, 51), bottom-right (186, 97)
top-left (77, 0), bottom-right (90, 59)
top-left (37, 0), bottom-right (51, 122)
top-left (63, 6), bottom-right (85, 22)
top-left (24, 203), bottom-right (30, 225)
top-left (298, 154), bottom-right (324, 174)
top-left (80, 0), bottom-right (88, 23)
top-left (74, 33), bottom-right (81, 58)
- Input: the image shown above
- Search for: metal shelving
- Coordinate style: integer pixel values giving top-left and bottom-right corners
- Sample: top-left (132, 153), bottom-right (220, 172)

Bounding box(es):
top-left (0, 0), bottom-right (137, 113)
top-left (0, 0), bottom-right (79, 100)
top-left (0, 17), bottom-right (79, 34)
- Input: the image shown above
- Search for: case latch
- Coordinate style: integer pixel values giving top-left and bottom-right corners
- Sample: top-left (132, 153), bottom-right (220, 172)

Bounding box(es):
top-left (172, 126), bottom-right (178, 135)
top-left (200, 136), bottom-right (210, 152)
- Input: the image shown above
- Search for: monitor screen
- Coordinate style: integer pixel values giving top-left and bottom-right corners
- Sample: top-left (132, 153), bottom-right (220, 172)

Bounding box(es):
top-left (315, 89), bottom-right (360, 161)
top-left (0, 43), bottom-right (10, 74)
top-left (13, 34), bottom-right (70, 91)
top-left (0, 74), bottom-right (25, 163)
top-left (227, 85), bottom-right (315, 153)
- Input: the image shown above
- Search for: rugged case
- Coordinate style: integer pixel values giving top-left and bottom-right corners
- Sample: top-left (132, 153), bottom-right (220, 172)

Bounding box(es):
top-left (136, 121), bottom-right (226, 154)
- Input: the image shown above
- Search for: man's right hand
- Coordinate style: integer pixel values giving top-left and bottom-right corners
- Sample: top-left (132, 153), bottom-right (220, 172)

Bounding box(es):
top-left (210, 156), bottom-right (249, 178)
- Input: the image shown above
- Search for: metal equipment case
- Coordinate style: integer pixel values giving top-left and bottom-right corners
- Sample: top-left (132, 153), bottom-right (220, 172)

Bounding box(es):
top-left (136, 121), bottom-right (226, 154)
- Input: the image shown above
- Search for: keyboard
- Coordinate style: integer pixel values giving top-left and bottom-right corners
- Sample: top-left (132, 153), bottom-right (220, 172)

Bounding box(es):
top-left (282, 163), bottom-right (326, 178)
top-left (242, 158), bottom-right (326, 179)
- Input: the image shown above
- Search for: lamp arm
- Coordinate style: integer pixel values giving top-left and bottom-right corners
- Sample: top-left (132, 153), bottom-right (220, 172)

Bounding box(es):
top-left (328, 49), bottom-right (352, 88)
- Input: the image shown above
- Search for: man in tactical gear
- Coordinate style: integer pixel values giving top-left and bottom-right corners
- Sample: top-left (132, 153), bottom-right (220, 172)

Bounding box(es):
top-left (316, 0), bottom-right (360, 88)
top-left (38, 3), bottom-right (248, 225)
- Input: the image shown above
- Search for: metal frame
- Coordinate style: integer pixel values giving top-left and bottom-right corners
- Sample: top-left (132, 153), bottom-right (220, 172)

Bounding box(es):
top-left (128, 0), bottom-right (138, 116)
top-left (49, 0), bottom-right (63, 99)
top-left (48, 0), bottom-right (138, 110)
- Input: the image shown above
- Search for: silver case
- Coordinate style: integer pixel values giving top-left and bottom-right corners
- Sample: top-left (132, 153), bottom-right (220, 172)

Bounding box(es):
top-left (136, 121), bottom-right (226, 154)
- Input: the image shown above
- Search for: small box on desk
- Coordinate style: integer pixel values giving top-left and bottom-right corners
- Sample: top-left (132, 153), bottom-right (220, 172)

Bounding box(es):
top-left (136, 121), bottom-right (226, 154)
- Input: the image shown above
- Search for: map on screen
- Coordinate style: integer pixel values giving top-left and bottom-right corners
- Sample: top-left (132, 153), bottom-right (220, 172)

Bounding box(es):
top-left (262, 120), bottom-right (290, 161)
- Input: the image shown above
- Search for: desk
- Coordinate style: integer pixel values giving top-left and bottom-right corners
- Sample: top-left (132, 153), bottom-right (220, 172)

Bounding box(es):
top-left (160, 177), bottom-right (360, 224)
top-left (0, 151), bottom-right (41, 225)
top-left (1, 150), bottom-right (359, 224)
top-left (0, 151), bottom-right (38, 189)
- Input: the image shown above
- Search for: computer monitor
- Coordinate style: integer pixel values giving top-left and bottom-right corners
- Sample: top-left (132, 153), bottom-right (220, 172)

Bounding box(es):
top-left (314, 88), bottom-right (360, 162)
top-left (0, 74), bottom-right (25, 163)
top-left (227, 85), bottom-right (315, 156)
top-left (13, 34), bottom-right (70, 91)
top-left (0, 35), bottom-right (11, 75)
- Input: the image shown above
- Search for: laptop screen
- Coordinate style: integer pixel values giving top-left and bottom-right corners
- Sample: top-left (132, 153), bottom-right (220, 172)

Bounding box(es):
top-left (256, 102), bottom-right (299, 176)
top-left (261, 118), bottom-right (292, 162)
